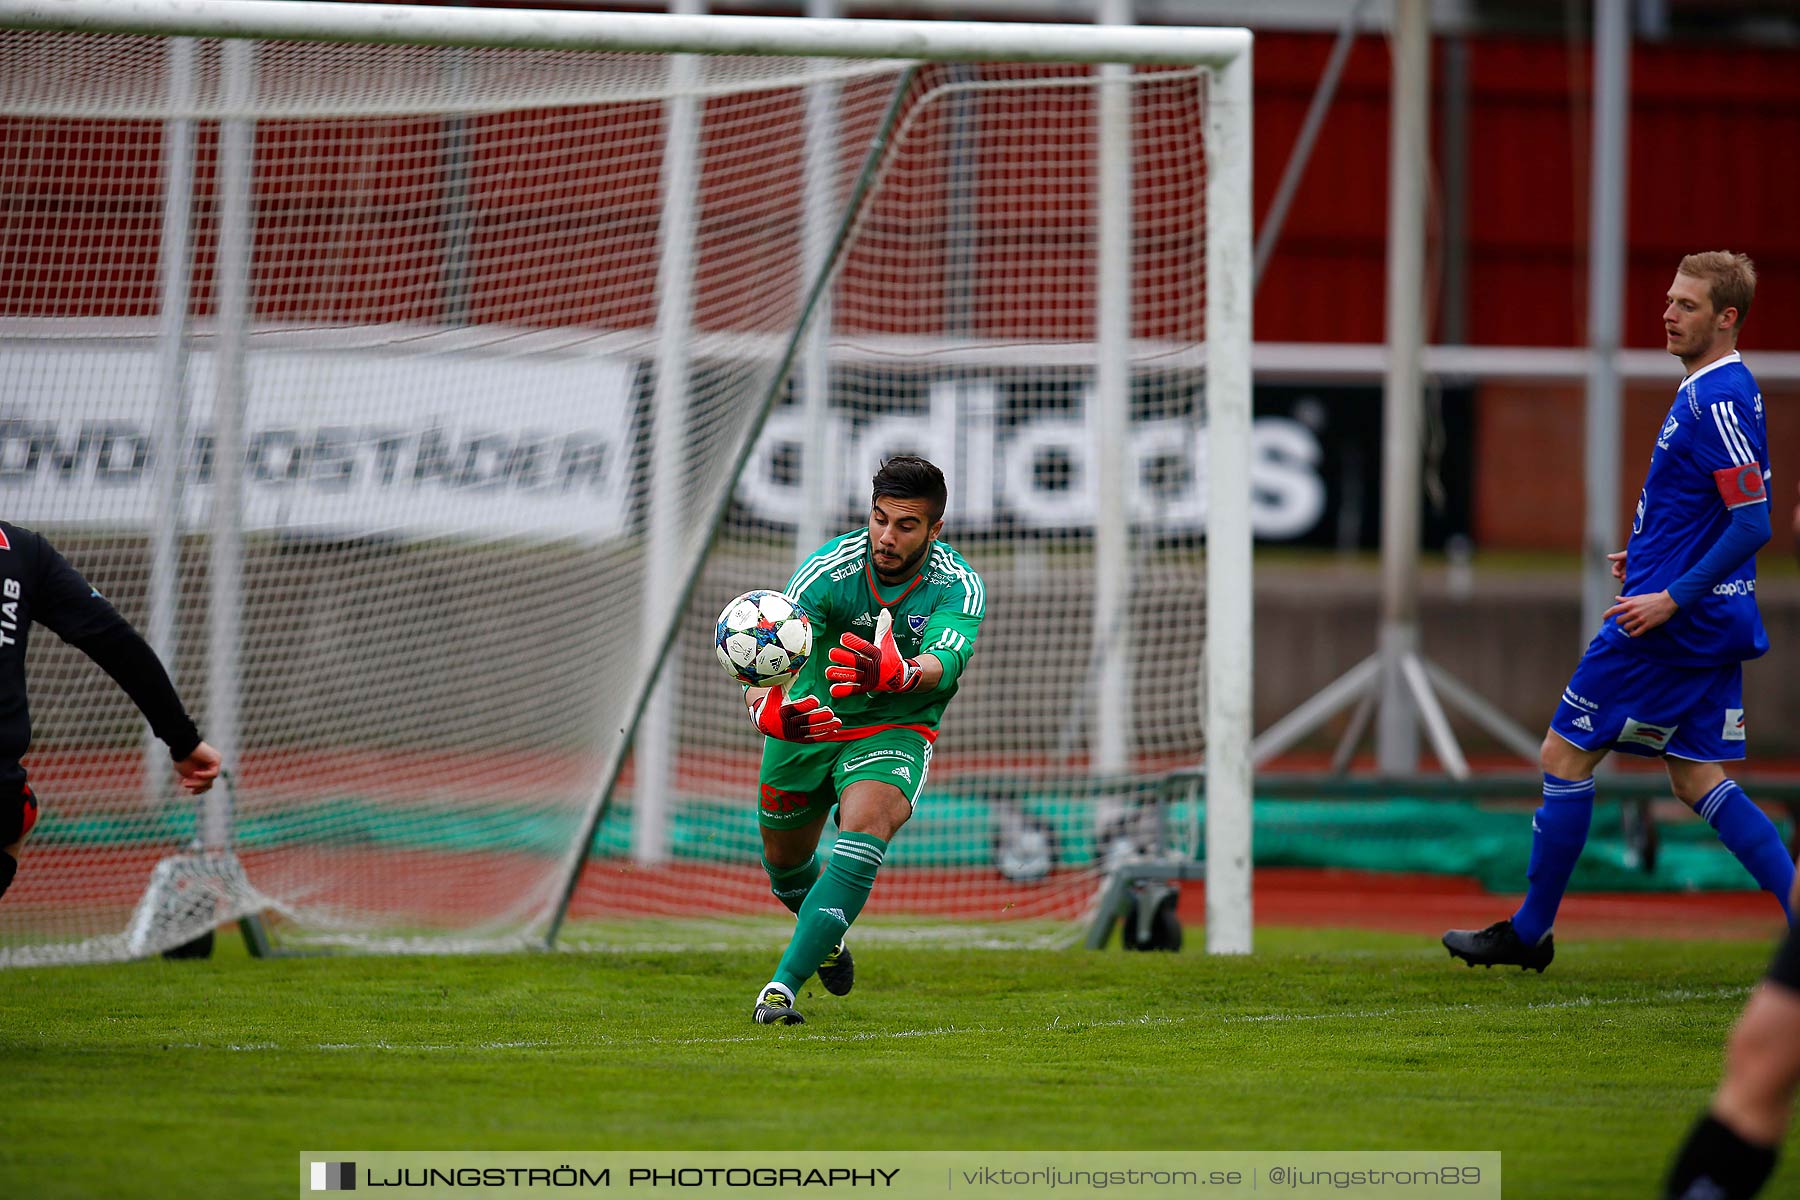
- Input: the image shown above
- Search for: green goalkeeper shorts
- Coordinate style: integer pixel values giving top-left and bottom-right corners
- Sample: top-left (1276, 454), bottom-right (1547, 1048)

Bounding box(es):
top-left (756, 729), bottom-right (934, 829)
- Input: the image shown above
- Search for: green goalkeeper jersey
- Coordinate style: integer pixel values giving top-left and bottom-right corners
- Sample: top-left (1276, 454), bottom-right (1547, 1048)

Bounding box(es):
top-left (782, 529), bottom-right (985, 738)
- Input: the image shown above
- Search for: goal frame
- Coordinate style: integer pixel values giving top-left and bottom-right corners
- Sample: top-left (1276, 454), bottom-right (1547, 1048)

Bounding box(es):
top-left (0, 0), bottom-right (1254, 955)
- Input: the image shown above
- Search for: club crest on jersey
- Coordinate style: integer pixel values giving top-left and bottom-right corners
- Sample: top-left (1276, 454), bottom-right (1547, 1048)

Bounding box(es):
top-left (907, 614), bottom-right (927, 634)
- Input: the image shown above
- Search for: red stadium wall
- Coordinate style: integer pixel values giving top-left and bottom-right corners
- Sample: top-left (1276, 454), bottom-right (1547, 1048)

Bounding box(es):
top-left (1253, 30), bottom-right (1800, 349)
top-left (8, 27), bottom-right (1798, 346)
top-left (8, 23), bottom-right (1800, 554)
top-left (1475, 380), bottom-right (1800, 553)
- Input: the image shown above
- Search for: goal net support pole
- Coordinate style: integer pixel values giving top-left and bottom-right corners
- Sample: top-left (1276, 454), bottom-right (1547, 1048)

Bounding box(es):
top-left (1203, 40), bottom-right (1253, 955)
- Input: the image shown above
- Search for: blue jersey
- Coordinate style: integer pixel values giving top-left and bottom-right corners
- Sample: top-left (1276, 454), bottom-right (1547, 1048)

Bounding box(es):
top-left (1599, 352), bottom-right (1769, 666)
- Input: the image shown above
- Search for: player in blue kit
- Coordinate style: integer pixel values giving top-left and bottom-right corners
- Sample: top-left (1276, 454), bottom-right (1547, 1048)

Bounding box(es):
top-left (1444, 251), bottom-right (1793, 971)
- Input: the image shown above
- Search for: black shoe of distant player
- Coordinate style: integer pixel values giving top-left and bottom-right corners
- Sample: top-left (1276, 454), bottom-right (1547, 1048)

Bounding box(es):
top-left (817, 940), bottom-right (855, 997)
top-left (1442, 920), bottom-right (1554, 972)
top-left (753, 984), bottom-right (805, 1025)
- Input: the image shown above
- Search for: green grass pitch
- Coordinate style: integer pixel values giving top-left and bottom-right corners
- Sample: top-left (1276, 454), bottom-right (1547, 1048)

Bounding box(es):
top-left (2, 926), bottom-right (1795, 1198)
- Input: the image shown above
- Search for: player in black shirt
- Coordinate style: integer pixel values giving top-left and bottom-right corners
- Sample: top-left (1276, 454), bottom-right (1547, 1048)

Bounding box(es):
top-left (0, 520), bottom-right (220, 900)
top-left (1660, 485), bottom-right (1800, 1200)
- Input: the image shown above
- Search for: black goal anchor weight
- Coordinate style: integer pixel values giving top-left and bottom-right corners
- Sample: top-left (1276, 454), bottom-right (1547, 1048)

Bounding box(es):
top-left (1085, 863), bottom-right (1196, 952)
top-left (1119, 886), bottom-right (1184, 952)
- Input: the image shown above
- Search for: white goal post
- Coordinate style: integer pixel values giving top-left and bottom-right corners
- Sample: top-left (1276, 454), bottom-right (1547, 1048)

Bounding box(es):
top-left (0, 0), bottom-right (1252, 961)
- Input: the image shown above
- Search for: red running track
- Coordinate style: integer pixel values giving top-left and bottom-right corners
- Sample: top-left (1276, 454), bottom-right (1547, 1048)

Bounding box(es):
top-left (5, 849), bottom-right (1783, 942)
top-left (1197, 868), bottom-right (1786, 942)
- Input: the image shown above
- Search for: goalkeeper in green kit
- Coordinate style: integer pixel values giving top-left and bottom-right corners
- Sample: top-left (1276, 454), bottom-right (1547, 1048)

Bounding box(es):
top-left (744, 455), bottom-right (985, 1025)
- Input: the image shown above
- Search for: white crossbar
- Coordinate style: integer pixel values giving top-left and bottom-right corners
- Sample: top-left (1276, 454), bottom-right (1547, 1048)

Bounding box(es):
top-left (0, 0), bottom-right (1250, 66)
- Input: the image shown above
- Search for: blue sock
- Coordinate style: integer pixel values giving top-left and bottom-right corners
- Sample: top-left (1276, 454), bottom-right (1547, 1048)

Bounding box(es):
top-left (1698, 780), bottom-right (1795, 922)
top-left (1511, 773), bottom-right (1596, 945)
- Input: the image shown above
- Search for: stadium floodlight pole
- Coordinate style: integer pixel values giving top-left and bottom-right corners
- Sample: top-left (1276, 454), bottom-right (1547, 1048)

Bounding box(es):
top-left (145, 35), bottom-right (196, 812)
top-left (1373, 0), bottom-right (1429, 773)
top-left (1583, 0), bottom-right (1629, 647)
top-left (1247, 0), bottom-right (1537, 780)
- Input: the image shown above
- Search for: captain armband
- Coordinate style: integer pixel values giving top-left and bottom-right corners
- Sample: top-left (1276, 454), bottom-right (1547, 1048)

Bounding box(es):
top-left (1713, 461), bottom-right (1768, 509)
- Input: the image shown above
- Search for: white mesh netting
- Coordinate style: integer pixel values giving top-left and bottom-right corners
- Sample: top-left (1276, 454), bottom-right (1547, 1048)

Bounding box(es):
top-left (0, 30), bottom-right (1214, 963)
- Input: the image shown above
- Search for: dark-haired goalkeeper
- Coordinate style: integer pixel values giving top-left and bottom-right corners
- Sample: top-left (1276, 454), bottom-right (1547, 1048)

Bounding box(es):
top-left (742, 455), bottom-right (984, 1025)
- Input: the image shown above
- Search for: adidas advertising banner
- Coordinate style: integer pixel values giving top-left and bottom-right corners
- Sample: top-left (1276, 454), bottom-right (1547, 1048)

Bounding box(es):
top-left (2, 344), bottom-right (1470, 548)
top-left (732, 373), bottom-right (1475, 549)
top-left (300, 1151), bottom-right (1501, 1198)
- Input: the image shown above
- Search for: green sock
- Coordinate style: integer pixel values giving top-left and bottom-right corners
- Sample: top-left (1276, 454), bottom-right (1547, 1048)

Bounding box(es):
top-left (773, 832), bottom-right (886, 992)
top-left (762, 853), bottom-right (820, 916)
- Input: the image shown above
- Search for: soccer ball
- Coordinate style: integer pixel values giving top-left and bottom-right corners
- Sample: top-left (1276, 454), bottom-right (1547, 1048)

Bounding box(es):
top-left (714, 590), bottom-right (813, 689)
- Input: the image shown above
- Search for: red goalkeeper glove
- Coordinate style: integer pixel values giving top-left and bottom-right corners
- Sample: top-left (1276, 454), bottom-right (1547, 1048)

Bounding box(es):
top-left (747, 684), bottom-right (841, 742)
top-left (825, 608), bottom-right (923, 699)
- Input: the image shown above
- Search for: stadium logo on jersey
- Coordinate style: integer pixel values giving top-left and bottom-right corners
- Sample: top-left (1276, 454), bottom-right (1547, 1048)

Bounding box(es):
top-left (1724, 708), bottom-right (1747, 742)
top-left (830, 560), bottom-right (862, 582)
top-left (1617, 718), bottom-right (1676, 751)
top-left (1571, 714), bottom-right (1594, 733)
top-left (907, 614), bottom-right (927, 634)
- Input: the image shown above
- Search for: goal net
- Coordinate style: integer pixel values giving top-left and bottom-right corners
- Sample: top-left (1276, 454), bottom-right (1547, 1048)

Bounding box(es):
top-left (0, 3), bottom-right (1251, 964)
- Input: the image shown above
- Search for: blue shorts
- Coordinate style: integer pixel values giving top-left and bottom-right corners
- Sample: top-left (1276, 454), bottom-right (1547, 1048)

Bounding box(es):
top-left (1550, 635), bottom-right (1746, 762)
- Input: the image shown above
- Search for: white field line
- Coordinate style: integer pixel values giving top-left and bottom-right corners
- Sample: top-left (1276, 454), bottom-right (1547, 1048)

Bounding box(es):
top-left (154, 984), bottom-right (1751, 1054)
